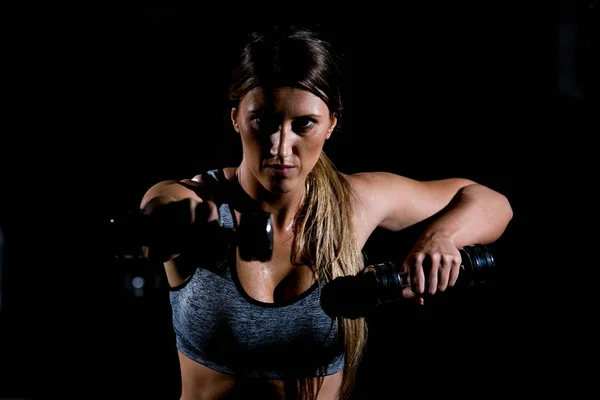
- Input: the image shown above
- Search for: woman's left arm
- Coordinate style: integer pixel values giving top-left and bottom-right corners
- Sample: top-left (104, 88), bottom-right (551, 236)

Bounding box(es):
top-left (350, 172), bottom-right (513, 296)
top-left (413, 181), bottom-right (514, 249)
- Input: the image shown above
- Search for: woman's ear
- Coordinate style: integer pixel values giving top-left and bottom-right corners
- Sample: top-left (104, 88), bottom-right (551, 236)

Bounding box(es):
top-left (231, 108), bottom-right (240, 133)
top-left (326, 113), bottom-right (338, 139)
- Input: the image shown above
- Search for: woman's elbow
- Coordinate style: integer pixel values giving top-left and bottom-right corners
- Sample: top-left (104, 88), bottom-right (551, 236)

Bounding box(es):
top-left (496, 191), bottom-right (514, 232)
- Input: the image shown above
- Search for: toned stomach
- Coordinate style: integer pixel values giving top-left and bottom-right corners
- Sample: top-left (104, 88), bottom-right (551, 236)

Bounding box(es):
top-left (178, 350), bottom-right (343, 400)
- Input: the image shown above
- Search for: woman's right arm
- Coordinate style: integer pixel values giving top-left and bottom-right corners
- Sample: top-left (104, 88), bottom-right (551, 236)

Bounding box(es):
top-left (139, 176), bottom-right (220, 264)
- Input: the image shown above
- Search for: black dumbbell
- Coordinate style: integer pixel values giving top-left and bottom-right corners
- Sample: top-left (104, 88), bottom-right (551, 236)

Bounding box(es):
top-left (320, 244), bottom-right (496, 318)
top-left (361, 244), bottom-right (494, 304)
top-left (235, 211), bottom-right (273, 261)
top-left (109, 207), bottom-right (273, 262)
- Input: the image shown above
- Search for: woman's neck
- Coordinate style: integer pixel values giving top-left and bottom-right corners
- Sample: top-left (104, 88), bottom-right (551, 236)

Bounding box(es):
top-left (235, 165), bottom-right (306, 230)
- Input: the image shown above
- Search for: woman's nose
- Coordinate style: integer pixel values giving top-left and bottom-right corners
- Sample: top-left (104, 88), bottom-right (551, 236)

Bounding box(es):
top-left (270, 127), bottom-right (293, 158)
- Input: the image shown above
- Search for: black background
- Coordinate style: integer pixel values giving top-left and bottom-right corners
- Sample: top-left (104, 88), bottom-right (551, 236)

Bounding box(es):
top-left (0, 2), bottom-right (593, 399)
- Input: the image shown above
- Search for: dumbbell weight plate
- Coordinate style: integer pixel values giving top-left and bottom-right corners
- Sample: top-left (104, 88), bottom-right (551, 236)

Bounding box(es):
top-left (236, 211), bottom-right (273, 262)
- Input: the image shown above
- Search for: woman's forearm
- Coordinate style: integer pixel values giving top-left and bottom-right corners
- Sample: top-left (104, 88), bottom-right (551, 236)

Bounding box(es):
top-left (419, 183), bottom-right (513, 248)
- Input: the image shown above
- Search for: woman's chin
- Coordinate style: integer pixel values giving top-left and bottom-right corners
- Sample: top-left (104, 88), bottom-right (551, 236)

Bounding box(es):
top-left (264, 178), bottom-right (293, 194)
top-left (266, 183), bottom-right (288, 194)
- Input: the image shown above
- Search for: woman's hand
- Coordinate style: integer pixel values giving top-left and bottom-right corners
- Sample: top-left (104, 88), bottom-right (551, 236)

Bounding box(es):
top-left (401, 234), bottom-right (462, 304)
top-left (141, 197), bottom-right (220, 263)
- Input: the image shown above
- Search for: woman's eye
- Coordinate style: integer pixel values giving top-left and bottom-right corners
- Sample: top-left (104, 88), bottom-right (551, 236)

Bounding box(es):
top-left (252, 117), bottom-right (277, 133)
top-left (292, 118), bottom-right (314, 132)
top-left (250, 117), bottom-right (263, 127)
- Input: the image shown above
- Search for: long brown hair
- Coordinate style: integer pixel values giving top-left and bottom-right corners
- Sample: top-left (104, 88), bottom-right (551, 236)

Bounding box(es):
top-left (229, 24), bottom-right (367, 400)
top-left (292, 153), bottom-right (367, 400)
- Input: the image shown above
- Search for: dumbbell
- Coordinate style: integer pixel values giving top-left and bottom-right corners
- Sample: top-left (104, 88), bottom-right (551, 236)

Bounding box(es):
top-left (235, 211), bottom-right (273, 261)
top-left (320, 244), bottom-right (496, 318)
top-left (361, 243), bottom-right (495, 304)
top-left (109, 207), bottom-right (273, 262)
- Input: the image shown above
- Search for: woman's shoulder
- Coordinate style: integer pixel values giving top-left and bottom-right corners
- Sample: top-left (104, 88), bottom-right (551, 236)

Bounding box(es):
top-left (342, 171), bottom-right (418, 226)
top-left (184, 167), bottom-right (240, 207)
top-left (190, 167), bottom-right (238, 184)
top-left (342, 171), bottom-right (393, 211)
top-left (342, 170), bottom-right (411, 194)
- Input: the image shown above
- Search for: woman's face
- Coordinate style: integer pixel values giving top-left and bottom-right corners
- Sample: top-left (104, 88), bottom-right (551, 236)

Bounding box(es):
top-left (232, 87), bottom-right (336, 194)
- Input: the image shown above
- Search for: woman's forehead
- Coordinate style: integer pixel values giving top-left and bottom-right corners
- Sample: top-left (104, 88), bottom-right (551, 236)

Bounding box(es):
top-left (241, 87), bottom-right (329, 115)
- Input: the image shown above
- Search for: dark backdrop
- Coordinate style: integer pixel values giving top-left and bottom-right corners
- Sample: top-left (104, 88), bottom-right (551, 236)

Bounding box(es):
top-left (0, 2), bottom-right (577, 399)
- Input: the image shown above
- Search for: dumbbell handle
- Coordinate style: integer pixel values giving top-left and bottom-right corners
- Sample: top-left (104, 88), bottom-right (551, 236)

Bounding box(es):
top-left (320, 244), bottom-right (495, 318)
top-left (362, 244), bottom-right (494, 298)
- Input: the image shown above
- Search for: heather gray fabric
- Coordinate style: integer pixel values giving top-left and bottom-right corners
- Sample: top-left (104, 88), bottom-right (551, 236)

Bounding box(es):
top-left (169, 169), bottom-right (345, 379)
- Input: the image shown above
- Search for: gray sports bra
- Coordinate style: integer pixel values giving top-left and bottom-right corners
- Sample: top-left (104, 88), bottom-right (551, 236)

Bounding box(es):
top-left (169, 169), bottom-right (345, 379)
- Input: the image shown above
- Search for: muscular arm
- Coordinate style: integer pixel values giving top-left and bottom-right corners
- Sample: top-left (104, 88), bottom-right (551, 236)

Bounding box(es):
top-left (349, 171), bottom-right (513, 248)
top-left (139, 175), bottom-right (219, 263)
top-left (349, 171), bottom-right (513, 295)
top-left (140, 177), bottom-right (204, 213)
top-left (414, 182), bottom-right (513, 249)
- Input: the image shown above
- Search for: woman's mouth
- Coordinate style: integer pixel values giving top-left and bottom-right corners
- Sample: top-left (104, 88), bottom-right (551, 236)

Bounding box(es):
top-left (267, 165), bottom-right (294, 177)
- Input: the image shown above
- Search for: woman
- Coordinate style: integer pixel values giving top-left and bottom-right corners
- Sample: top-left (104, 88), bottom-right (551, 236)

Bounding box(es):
top-left (140, 24), bottom-right (513, 400)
